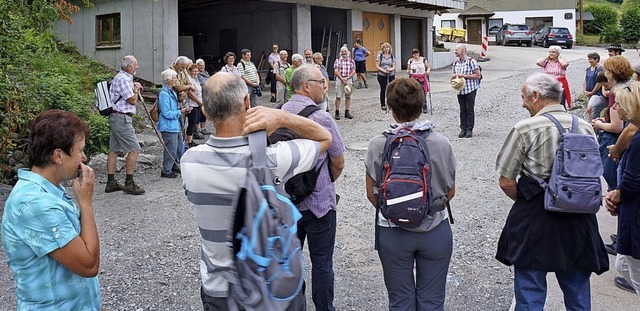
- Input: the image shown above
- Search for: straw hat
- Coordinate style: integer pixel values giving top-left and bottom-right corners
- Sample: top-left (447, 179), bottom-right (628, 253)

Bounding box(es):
top-left (343, 83), bottom-right (354, 95)
top-left (451, 77), bottom-right (466, 91)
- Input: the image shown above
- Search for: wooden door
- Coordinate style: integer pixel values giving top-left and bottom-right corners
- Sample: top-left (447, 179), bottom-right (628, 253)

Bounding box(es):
top-left (362, 12), bottom-right (390, 71)
top-left (467, 20), bottom-right (481, 45)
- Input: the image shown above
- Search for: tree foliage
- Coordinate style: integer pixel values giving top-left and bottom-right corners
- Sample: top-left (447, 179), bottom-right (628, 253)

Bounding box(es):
top-left (620, 7), bottom-right (640, 43)
top-left (600, 24), bottom-right (624, 43)
top-left (0, 0), bottom-right (112, 183)
top-left (622, 0), bottom-right (640, 10)
top-left (584, 3), bottom-right (619, 34)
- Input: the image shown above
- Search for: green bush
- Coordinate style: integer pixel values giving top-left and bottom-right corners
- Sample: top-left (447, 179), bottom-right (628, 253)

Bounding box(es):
top-left (620, 7), bottom-right (640, 43)
top-left (0, 0), bottom-right (111, 183)
top-left (600, 24), bottom-right (624, 43)
top-left (575, 30), bottom-right (586, 46)
top-left (584, 3), bottom-right (619, 34)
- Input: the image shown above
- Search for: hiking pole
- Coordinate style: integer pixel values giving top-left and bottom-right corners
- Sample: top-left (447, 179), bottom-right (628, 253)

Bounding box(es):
top-left (446, 201), bottom-right (454, 224)
top-left (428, 76), bottom-right (433, 115)
top-left (138, 93), bottom-right (181, 169)
top-left (385, 73), bottom-right (389, 114)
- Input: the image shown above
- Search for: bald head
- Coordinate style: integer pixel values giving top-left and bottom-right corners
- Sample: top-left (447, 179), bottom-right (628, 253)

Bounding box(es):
top-left (202, 72), bottom-right (248, 124)
top-left (454, 44), bottom-right (467, 59)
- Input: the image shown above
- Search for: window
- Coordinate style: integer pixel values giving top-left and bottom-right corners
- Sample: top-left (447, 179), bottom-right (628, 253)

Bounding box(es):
top-left (96, 13), bottom-right (121, 47)
top-left (488, 18), bottom-right (503, 35)
top-left (441, 20), bottom-right (455, 28)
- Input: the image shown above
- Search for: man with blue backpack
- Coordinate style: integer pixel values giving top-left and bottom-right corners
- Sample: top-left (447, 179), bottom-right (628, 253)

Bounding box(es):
top-left (495, 73), bottom-right (609, 310)
top-left (181, 72), bottom-right (332, 310)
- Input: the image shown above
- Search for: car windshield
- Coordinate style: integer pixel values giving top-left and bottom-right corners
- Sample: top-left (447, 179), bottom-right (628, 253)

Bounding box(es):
top-left (551, 28), bottom-right (570, 34)
top-left (509, 25), bottom-right (529, 31)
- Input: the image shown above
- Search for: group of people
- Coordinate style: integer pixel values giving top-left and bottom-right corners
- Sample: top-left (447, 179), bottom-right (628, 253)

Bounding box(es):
top-left (4, 41), bottom-right (640, 311)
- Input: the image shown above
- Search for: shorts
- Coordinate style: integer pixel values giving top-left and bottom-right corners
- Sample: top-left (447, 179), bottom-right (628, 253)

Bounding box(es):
top-left (355, 61), bottom-right (366, 73)
top-left (109, 114), bottom-right (140, 153)
top-left (335, 80), bottom-right (351, 99)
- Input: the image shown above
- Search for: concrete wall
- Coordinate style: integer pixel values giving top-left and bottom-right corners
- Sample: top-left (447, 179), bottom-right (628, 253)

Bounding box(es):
top-left (435, 9), bottom-right (576, 44)
top-left (55, 0), bottom-right (178, 84)
top-left (432, 51), bottom-right (457, 69)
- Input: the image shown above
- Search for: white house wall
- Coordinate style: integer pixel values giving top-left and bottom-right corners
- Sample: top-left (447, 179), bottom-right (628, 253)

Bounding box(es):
top-left (55, 0), bottom-right (179, 84)
top-left (435, 9), bottom-right (576, 43)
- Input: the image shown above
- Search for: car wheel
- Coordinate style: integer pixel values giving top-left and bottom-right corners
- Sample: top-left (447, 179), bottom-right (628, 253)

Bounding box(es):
top-left (543, 39), bottom-right (549, 48)
top-left (440, 35), bottom-right (448, 42)
top-left (496, 36), bottom-right (501, 45)
top-left (527, 42), bottom-right (532, 47)
top-left (532, 37), bottom-right (537, 45)
top-left (567, 44), bottom-right (573, 49)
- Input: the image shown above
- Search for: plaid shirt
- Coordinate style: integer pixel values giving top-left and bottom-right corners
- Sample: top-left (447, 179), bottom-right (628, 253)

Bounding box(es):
top-left (452, 57), bottom-right (481, 95)
top-left (281, 95), bottom-right (346, 217)
top-left (496, 105), bottom-right (596, 180)
top-left (110, 70), bottom-right (136, 114)
top-left (334, 56), bottom-right (355, 79)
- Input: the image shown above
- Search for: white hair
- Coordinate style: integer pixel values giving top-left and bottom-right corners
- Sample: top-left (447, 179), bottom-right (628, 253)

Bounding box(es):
top-left (195, 59), bottom-right (205, 65)
top-left (161, 69), bottom-right (178, 84)
top-left (523, 73), bottom-right (563, 102)
top-left (175, 56), bottom-right (191, 65)
top-left (291, 54), bottom-right (304, 63)
top-left (548, 45), bottom-right (562, 55)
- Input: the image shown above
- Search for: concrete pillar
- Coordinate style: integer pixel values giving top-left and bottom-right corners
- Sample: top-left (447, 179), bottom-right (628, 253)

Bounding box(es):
top-left (292, 4), bottom-right (312, 54)
top-left (426, 16), bottom-right (433, 65)
top-left (392, 14), bottom-right (401, 69)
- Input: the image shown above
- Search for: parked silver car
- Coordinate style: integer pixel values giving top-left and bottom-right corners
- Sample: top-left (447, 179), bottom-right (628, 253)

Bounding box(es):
top-left (496, 24), bottom-right (533, 47)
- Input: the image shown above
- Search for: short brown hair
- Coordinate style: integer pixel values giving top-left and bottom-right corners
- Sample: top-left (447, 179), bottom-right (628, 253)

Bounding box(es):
top-left (603, 55), bottom-right (634, 83)
top-left (187, 63), bottom-right (198, 71)
top-left (223, 52), bottom-right (236, 63)
top-left (386, 78), bottom-right (423, 122)
top-left (28, 109), bottom-right (89, 167)
top-left (587, 52), bottom-right (600, 62)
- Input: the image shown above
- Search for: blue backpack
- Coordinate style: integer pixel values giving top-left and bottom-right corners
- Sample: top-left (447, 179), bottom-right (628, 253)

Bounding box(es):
top-left (531, 114), bottom-right (603, 214)
top-left (225, 131), bottom-right (305, 310)
top-left (377, 127), bottom-right (433, 228)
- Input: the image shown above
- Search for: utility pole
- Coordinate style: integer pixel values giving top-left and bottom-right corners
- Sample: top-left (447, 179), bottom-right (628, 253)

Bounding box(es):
top-left (578, 0), bottom-right (584, 30)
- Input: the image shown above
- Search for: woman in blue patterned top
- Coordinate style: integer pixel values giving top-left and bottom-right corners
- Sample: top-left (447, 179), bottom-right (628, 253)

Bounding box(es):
top-left (2, 109), bottom-right (101, 310)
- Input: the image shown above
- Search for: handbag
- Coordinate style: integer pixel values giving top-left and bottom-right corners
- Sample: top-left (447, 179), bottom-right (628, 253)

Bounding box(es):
top-left (149, 98), bottom-right (159, 122)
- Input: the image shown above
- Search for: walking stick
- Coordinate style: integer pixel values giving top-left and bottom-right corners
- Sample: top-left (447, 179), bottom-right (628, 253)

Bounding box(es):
top-left (428, 76), bottom-right (433, 115)
top-left (138, 93), bottom-right (181, 169)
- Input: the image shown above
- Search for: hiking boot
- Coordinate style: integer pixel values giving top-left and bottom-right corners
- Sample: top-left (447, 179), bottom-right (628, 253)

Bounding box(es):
top-left (123, 180), bottom-right (145, 195)
top-left (381, 105), bottom-right (387, 111)
top-left (172, 166), bottom-right (181, 174)
top-left (335, 110), bottom-right (340, 120)
top-left (161, 171), bottom-right (179, 178)
top-left (344, 110), bottom-right (353, 119)
top-left (105, 180), bottom-right (124, 193)
top-left (270, 95), bottom-right (276, 103)
top-left (459, 130), bottom-right (466, 138)
top-left (465, 130), bottom-right (473, 138)
top-left (356, 82), bottom-right (363, 89)
top-left (193, 132), bottom-right (204, 140)
top-left (364, 81), bottom-right (368, 88)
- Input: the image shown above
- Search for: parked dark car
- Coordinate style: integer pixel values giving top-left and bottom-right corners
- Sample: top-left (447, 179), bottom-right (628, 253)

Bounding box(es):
top-left (496, 24), bottom-right (533, 47)
top-left (532, 26), bottom-right (573, 49)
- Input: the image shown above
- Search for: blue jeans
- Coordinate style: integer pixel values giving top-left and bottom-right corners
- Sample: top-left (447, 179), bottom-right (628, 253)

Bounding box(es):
top-left (514, 266), bottom-right (592, 311)
top-left (598, 131), bottom-right (619, 190)
top-left (297, 210), bottom-right (336, 311)
top-left (161, 132), bottom-right (181, 174)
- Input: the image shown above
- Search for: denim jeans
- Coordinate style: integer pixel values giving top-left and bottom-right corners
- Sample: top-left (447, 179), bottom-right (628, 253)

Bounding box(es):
top-left (514, 266), bottom-right (592, 311)
top-left (598, 131), bottom-right (619, 190)
top-left (161, 132), bottom-right (181, 174)
top-left (297, 210), bottom-right (336, 311)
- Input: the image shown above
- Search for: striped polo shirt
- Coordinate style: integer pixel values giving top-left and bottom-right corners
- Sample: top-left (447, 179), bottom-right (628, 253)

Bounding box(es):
top-left (237, 59), bottom-right (259, 84)
top-left (181, 134), bottom-right (319, 297)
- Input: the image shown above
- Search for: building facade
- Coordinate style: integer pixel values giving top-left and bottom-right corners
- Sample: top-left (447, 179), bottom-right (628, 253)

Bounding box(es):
top-left (56, 0), bottom-right (465, 84)
top-left (434, 0), bottom-right (576, 45)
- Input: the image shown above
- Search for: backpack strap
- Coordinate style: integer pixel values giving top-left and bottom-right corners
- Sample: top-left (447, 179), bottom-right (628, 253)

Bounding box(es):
top-left (298, 105), bottom-right (320, 118)
top-left (248, 130), bottom-right (267, 167)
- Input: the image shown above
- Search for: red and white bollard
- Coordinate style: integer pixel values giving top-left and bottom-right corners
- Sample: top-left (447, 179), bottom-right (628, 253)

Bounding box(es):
top-left (481, 36), bottom-right (488, 58)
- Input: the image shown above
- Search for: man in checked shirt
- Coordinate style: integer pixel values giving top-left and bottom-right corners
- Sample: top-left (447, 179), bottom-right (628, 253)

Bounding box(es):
top-left (105, 55), bottom-right (145, 195)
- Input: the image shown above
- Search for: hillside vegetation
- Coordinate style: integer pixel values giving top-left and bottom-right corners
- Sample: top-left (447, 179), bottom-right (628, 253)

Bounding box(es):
top-left (0, 0), bottom-right (112, 184)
